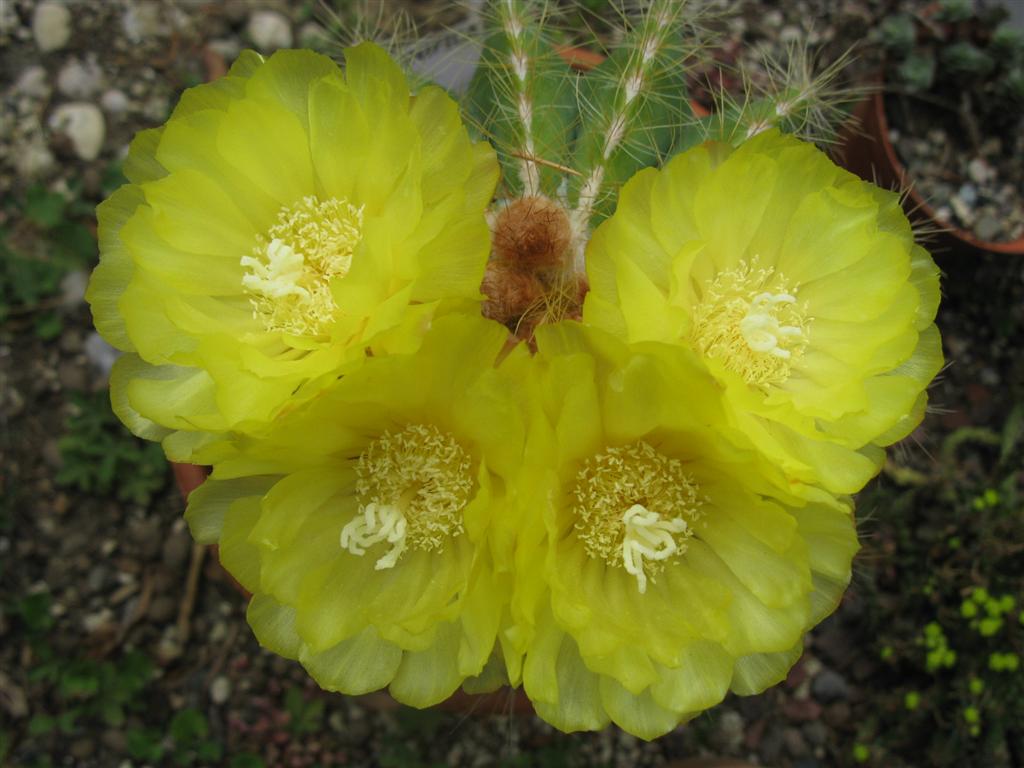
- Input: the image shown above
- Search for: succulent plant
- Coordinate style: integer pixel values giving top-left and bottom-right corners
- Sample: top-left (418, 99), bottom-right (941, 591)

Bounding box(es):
top-left (880, 1), bottom-right (1024, 137)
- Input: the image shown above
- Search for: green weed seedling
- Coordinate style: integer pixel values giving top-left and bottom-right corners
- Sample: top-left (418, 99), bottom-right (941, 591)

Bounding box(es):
top-left (284, 687), bottom-right (326, 736)
top-left (858, 408), bottom-right (1024, 765)
top-left (56, 390), bottom-right (168, 505)
top-left (1, 183), bottom-right (97, 339)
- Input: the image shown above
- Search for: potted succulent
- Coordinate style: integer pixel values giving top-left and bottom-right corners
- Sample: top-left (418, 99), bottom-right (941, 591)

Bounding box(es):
top-left (841, 0), bottom-right (1024, 259)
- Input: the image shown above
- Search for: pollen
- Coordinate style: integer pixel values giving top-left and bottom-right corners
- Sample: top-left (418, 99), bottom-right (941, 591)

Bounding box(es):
top-left (691, 257), bottom-right (809, 387)
top-left (340, 424), bottom-right (474, 570)
top-left (572, 442), bottom-right (703, 593)
top-left (240, 195), bottom-right (364, 337)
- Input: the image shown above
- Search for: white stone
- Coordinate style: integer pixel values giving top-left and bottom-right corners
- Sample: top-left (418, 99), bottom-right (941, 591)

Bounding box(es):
top-left (122, 0), bottom-right (163, 43)
top-left (0, 2), bottom-right (18, 35)
top-left (14, 140), bottom-right (55, 180)
top-left (57, 58), bottom-right (105, 99)
top-left (14, 66), bottom-right (50, 99)
top-left (967, 157), bottom-right (994, 185)
top-left (100, 89), bottom-right (130, 115)
top-left (49, 103), bottom-right (105, 161)
top-left (82, 608), bottom-right (114, 634)
top-left (84, 332), bottom-right (121, 378)
top-left (33, 1), bottom-right (72, 52)
top-left (247, 10), bottom-right (292, 52)
top-left (208, 38), bottom-right (241, 62)
top-left (298, 22), bottom-right (325, 49)
top-left (60, 270), bottom-right (89, 307)
top-left (210, 676), bottom-right (232, 705)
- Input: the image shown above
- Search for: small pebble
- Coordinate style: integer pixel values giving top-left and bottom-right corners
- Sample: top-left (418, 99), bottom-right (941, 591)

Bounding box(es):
top-left (712, 709), bottom-right (744, 752)
top-left (779, 25), bottom-right (802, 44)
top-left (57, 58), bottom-right (105, 99)
top-left (60, 270), bottom-right (89, 307)
top-left (950, 194), bottom-right (974, 227)
top-left (82, 608), bottom-right (114, 634)
top-left (0, 673), bottom-right (28, 717)
top-left (802, 719), bottom-right (828, 747)
top-left (48, 103), bottom-right (106, 161)
top-left (84, 332), bottom-right (120, 378)
top-left (57, 360), bottom-right (88, 392)
top-left (967, 157), bottom-right (994, 185)
top-left (974, 214), bottom-right (1001, 243)
top-left (14, 66), bottom-right (50, 99)
top-left (211, 676), bottom-right (232, 705)
top-left (128, 518), bottom-right (163, 560)
top-left (208, 38), bottom-right (242, 62)
top-left (783, 727), bottom-right (809, 758)
top-left (122, 1), bottom-right (163, 43)
top-left (33, 1), bottom-right (72, 52)
top-left (14, 140), bottom-right (56, 180)
top-left (147, 596), bottom-right (177, 623)
top-left (100, 89), bottom-right (130, 116)
top-left (248, 10), bottom-right (293, 52)
top-left (957, 183), bottom-right (977, 207)
top-left (161, 529), bottom-right (192, 570)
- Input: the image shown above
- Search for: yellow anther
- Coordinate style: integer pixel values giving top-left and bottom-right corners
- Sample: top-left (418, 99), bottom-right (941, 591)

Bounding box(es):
top-left (692, 258), bottom-right (809, 387)
top-left (573, 442), bottom-right (703, 592)
top-left (241, 195), bottom-right (363, 336)
top-left (341, 424), bottom-right (473, 569)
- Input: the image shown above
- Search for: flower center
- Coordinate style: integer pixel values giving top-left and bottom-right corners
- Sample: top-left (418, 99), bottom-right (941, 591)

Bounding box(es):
top-left (340, 424), bottom-right (474, 570)
top-left (240, 195), bottom-right (364, 336)
top-left (572, 441), bottom-right (703, 593)
top-left (691, 257), bottom-right (808, 387)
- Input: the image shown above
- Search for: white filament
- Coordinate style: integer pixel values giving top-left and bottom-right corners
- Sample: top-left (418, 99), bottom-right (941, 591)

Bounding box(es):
top-left (621, 504), bottom-right (689, 594)
top-left (340, 502), bottom-right (408, 570)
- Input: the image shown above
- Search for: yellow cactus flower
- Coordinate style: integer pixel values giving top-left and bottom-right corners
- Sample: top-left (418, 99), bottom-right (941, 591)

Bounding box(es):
top-left (584, 130), bottom-right (942, 495)
top-left (184, 316), bottom-right (528, 705)
top-left (510, 323), bottom-right (858, 738)
top-left (87, 43), bottom-right (498, 451)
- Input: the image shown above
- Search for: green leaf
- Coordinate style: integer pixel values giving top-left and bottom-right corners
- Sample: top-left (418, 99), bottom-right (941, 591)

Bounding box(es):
top-left (58, 662), bottom-right (100, 699)
top-left (28, 714), bottom-right (55, 736)
top-left (170, 707), bottom-right (208, 745)
top-left (126, 727), bottom-right (165, 761)
top-left (51, 222), bottom-right (97, 265)
top-left (197, 741), bottom-right (224, 761)
top-left (34, 312), bottom-right (63, 341)
top-left (24, 186), bottom-right (67, 229)
top-left (1000, 404), bottom-right (1024, 464)
top-left (17, 593), bottom-right (55, 634)
top-left (101, 701), bottom-right (125, 727)
top-left (56, 709), bottom-right (79, 735)
top-left (228, 754), bottom-right (266, 768)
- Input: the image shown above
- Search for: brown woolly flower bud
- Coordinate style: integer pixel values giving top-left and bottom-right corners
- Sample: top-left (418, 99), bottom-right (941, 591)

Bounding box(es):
top-left (481, 261), bottom-right (545, 326)
top-left (491, 195), bottom-right (572, 273)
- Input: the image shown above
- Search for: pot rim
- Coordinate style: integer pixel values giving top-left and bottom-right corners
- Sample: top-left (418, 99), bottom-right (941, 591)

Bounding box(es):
top-left (870, 88), bottom-right (1024, 254)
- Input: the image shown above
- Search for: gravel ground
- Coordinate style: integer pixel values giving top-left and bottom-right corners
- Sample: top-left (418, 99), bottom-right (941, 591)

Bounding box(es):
top-left (2, 2), bottom-right (1022, 767)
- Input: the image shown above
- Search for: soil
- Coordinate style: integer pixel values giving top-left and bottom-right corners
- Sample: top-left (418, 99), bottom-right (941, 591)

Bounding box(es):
top-left (886, 92), bottom-right (1024, 243)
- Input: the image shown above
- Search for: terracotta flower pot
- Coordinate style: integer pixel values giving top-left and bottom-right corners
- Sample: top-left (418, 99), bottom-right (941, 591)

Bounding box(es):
top-left (839, 89), bottom-right (1024, 266)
